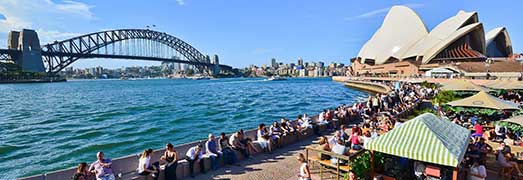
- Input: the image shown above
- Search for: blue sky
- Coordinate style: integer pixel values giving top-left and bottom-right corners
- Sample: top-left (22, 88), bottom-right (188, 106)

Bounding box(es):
top-left (0, 0), bottom-right (521, 68)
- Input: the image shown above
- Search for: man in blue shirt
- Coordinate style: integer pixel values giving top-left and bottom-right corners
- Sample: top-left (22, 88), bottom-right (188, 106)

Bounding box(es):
top-left (205, 133), bottom-right (222, 170)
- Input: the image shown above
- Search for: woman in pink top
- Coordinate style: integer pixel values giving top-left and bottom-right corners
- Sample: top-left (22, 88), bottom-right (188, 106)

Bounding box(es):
top-left (350, 132), bottom-right (362, 150)
top-left (473, 123), bottom-right (484, 137)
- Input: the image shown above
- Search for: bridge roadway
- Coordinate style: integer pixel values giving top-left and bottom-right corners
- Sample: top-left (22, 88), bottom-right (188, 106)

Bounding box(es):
top-left (0, 49), bottom-right (232, 70)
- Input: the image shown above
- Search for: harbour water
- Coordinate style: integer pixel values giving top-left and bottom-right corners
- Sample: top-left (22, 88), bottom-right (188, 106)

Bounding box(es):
top-left (0, 77), bottom-right (369, 179)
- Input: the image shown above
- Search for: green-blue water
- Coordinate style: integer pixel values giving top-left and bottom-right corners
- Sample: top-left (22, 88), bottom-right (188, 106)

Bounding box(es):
top-left (0, 77), bottom-right (368, 179)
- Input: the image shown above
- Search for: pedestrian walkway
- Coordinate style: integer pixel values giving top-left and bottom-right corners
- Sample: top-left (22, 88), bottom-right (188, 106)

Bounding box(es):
top-left (190, 136), bottom-right (319, 180)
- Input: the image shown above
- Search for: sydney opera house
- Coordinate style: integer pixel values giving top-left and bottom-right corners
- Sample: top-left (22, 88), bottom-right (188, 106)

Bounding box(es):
top-left (350, 6), bottom-right (522, 78)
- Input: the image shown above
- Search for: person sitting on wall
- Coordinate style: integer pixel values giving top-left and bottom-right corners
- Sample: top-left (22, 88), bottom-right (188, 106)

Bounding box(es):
top-left (280, 118), bottom-right (295, 134)
top-left (88, 151), bottom-right (115, 180)
top-left (257, 123), bottom-right (272, 153)
top-left (161, 143), bottom-right (178, 180)
top-left (185, 143), bottom-right (205, 177)
top-left (297, 114), bottom-right (312, 133)
top-left (137, 149), bottom-right (159, 180)
top-left (72, 162), bottom-right (89, 180)
top-left (270, 121), bottom-right (284, 147)
top-left (239, 129), bottom-right (260, 156)
top-left (205, 133), bottom-right (222, 170)
top-left (218, 132), bottom-right (239, 166)
top-left (230, 131), bottom-right (249, 159)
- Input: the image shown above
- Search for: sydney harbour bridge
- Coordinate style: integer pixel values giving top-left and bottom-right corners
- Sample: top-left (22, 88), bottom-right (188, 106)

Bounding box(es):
top-left (0, 29), bottom-right (233, 76)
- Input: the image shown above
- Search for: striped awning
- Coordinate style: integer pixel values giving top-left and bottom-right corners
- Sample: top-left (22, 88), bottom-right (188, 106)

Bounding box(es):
top-left (366, 113), bottom-right (470, 167)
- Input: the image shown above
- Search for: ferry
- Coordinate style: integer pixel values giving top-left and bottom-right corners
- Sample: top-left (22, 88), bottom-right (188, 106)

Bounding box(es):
top-left (192, 76), bottom-right (211, 80)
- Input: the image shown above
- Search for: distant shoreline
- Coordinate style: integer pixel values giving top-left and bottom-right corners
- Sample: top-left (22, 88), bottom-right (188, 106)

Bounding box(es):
top-left (0, 78), bottom-right (66, 84)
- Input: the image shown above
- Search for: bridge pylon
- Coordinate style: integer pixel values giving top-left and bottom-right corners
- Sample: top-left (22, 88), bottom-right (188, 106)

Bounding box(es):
top-left (8, 29), bottom-right (45, 72)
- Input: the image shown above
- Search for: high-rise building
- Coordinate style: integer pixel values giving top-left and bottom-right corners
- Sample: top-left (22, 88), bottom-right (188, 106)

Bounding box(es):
top-left (271, 58), bottom-right (277, 68)
top-left (298, 57), bottom-right (303, 66)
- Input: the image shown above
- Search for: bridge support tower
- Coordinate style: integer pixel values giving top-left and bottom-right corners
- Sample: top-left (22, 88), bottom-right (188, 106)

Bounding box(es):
top-left (8, 29), bottom-right (45, 72)
top-left (212, 54), bottom-right (220, 77)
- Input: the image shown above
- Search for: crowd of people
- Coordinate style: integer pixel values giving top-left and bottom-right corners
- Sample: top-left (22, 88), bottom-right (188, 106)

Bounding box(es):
top-left (302, 81), bottom-right (437, 180)
top-left (498, 90), bottom-right (523, 105)
top-left (70, 114), bottom-right (318, 180)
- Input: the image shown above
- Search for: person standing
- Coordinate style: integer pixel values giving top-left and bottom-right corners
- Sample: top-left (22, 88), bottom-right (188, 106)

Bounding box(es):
top-left (205, 133), bottom-right (222, 170)
top-left (88, 151), bottom-right (115, 180)
top-left (161, 143), bottom-right (178, 180)
top-left (296, 153), bottom-right (311, 180)
top-left (185, 144), bottom-right (204, 177)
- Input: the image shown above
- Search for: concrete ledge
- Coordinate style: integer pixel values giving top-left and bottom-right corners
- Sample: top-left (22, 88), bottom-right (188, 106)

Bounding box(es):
top-left (344, 80), bottom-right (391, 94)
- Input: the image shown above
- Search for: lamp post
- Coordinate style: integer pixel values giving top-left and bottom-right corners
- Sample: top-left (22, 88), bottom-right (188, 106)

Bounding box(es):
top-left (485, 58), bottom-right (492, 80)
top-left (519, 59), bottom-right (523, 81)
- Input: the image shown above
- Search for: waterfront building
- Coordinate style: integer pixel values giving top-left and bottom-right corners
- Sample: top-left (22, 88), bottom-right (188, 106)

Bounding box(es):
top-left (351, 5), bottom-right (520, 78)
top-left (271, 58), bottom-right (278, 69)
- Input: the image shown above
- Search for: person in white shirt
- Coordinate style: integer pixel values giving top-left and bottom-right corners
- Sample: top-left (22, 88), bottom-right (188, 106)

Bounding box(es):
top-left (296, 153), bottom-right (311, 180)
top-left (318, 110), bottom-right (327, 124)
top-left (137, 149), bottom-right (159, 180)
top-left (331, 139), bottom-right (348, 165)
top-left (469, 160), bottom-right (487, 180)
top-left (329, 131), bottom-right (342, 146)
top-left (185, 144), bottom-right (204, 177)
top-left (257, 123), bottom-right (272, 152)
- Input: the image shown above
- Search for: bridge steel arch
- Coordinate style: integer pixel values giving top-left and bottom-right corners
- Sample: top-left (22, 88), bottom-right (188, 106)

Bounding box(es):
top-left (42, 29), bottom-right (212, 74)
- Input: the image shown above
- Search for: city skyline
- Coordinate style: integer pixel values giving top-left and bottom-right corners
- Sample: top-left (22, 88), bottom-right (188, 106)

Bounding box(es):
top-left (0, 0), bottom-right (521, 68)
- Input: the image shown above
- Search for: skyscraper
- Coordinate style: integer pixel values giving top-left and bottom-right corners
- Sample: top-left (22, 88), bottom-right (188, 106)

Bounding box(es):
top-left (271, 58), bottom-right (277, 68)
top-left (298, 57), bottom-right (303, 66)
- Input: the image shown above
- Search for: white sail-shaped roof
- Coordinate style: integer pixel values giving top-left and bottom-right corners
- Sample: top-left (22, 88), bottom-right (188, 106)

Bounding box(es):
top-left (357, 5), bottom-right (428, 64)
top-left (485, 27), bottom-right (513, 57)
top-left (421, 22), bottom-right (485, 64)
top-left (400, 11), bottom-right (479, 61)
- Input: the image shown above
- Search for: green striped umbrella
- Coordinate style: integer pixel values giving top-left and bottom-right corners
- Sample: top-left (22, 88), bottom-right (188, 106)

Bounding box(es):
top-left (366, 113), bottom-right (470, 167)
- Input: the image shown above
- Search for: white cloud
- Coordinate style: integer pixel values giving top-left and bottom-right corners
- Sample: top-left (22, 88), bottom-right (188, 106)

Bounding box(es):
top-left (176, 0), bottom-right (185, 5)
top-left (344, 3), bottom-right (424, 21)
top-left (55, 0), bottom-right (95, 19)
top-left (0, 0), bottom-right (95, 46)
top-left (36, 29), bottom-right (82, 45)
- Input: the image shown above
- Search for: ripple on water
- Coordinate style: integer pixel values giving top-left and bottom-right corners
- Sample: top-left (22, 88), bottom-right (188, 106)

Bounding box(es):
top-left (0, 145), bottom-right (27, 156)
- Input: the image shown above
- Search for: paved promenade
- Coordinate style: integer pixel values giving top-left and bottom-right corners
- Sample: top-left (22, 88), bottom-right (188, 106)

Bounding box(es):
top-left (191, 136), bottom-right (321, 180)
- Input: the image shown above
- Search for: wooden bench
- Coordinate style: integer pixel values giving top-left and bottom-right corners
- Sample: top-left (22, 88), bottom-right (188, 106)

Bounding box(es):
top-left (305, 146), bottom-right (363, 180)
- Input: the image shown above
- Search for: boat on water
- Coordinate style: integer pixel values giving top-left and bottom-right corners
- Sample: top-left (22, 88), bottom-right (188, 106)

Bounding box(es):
top-left (266, 76), bottom-right (287, 81)
top-left (192, 76), bottom-right (211, 80)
